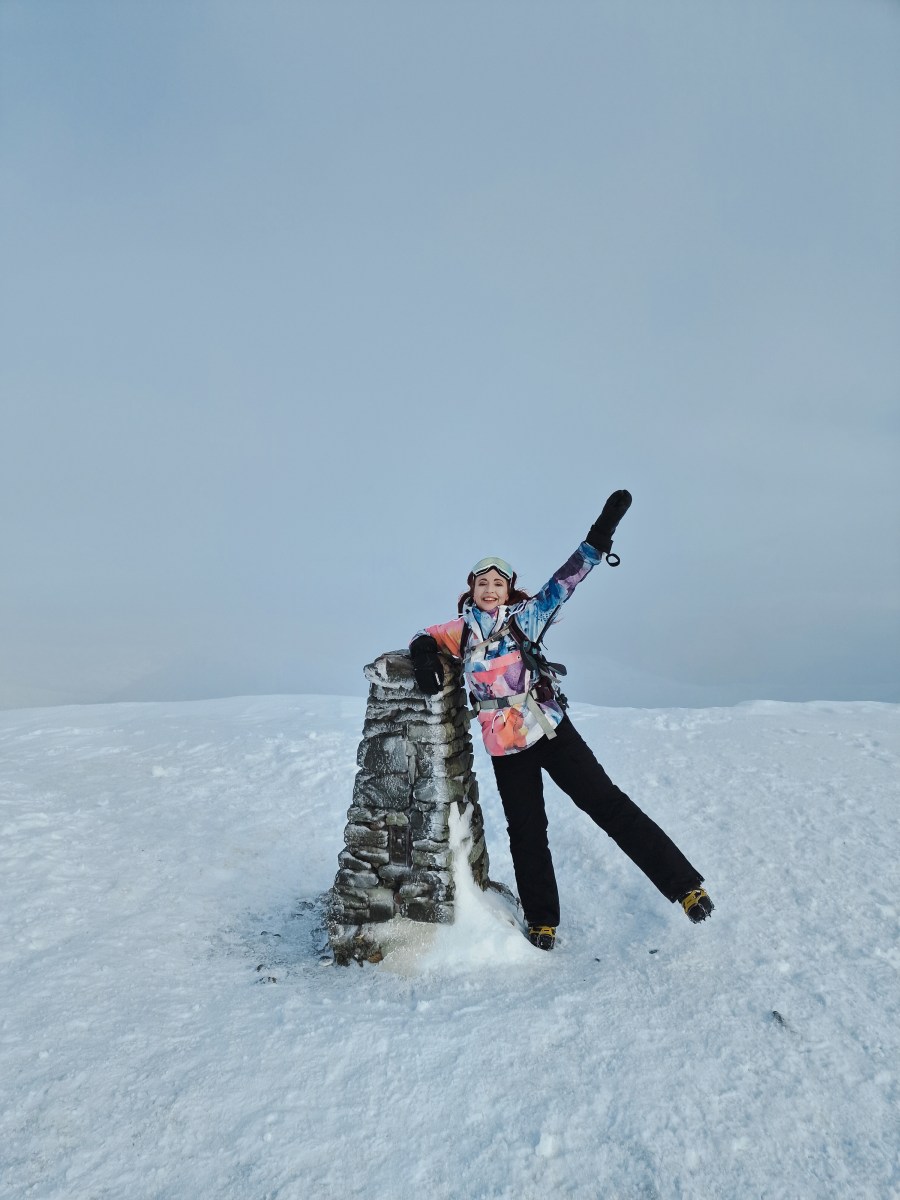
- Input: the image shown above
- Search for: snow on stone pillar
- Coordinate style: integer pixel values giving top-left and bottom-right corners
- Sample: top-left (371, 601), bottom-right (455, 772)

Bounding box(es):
top-left (328, 649), bottom-right (490, 965)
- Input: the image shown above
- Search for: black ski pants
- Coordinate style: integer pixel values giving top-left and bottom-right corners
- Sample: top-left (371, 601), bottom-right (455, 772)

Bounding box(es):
top-left (490, 715), bottom-right (703, 928)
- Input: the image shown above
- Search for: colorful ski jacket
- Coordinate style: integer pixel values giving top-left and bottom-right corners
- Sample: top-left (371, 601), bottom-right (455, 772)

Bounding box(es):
top-left (413, 542), bottom-right (603, 756)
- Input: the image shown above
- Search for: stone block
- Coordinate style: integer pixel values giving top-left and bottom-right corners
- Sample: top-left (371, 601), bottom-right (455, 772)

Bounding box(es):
top-left (414, 735), bottom-right (468, 761)
top-left (363, 652), bottom-right (418, 688)
top-left (376, 702), bottom-right (453, 725)
top-left (332, 884), bottom-right (373, 905)
top-left (367, 887), bottom-right (396, 922)
top-left (330, 898), bottom-right (368, 924)
top-left (329, 887), bottom-right (367, 913)
top-left (398, 881), bottom-right (430, 900)
top-left (338, 849), bottom-right (371, 873)
top-left (467, 812), bottom-right (484, 842)
top-left (411, 868), bottom-right (453, 901)
top-left (329, 927), bottom-right (384, 965)
top-left (347, 804), bottom-right (385, 825)
top-left (412, 775), bottom-right (468, 807)
top-left (365, 699), bottom-right (435, 723)
top-left (352, 845), bottom-right (391, 867)
top-left (344, 824), bottom-right (389, 851)
top-left (467, 836), bottom-right (486, 866)
top-left (416, 747), bottom-right (473, 780)
top-left (470, 850), bottom-right (490, 889)
top-left (369, 683), bottom-right (421, 704)
top-left (384, 811), bottom-right (409, 827)
top-left (358, 734), bottom-right (410, 776)
top-left (336, 867), bottom-right (380, 891)
top-left (403, 899), bottom-right (455, 924)
top-left (411, 838), bottom-right (449, 855)
top-left (361, 717), bottom-right (395, 739)
top-left (445, 748), bottom-right (475, 778)
top-left (369, 683), bottom-right (462, 712)
top-left (405, 722), bottom-right (463, 745)
top-left (411, 847), bottom-right (452, 870)
top-left (410, 807), bottom-right (449, 842)
top-left (353, 770), bottom-right (410, 810)
top-left (376, 862), bottom-right (414, 887)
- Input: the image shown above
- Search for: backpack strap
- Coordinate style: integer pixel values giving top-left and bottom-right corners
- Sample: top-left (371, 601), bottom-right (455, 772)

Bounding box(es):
top-left (460, 611), bottom-right (566, 681)
top-left (473, 689), bottom-right (560, 739)
top-left (458, 620), bottom-right (471, 660)
top-left (461, 609), bottom-right (569, 735)
top-left (507, 617), bottom-right (567, 683)
top-left (460, 615), bottom-right (514, 661)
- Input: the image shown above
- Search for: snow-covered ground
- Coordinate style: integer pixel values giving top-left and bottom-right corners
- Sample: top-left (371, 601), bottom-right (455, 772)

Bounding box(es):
top-left (1, 695), bottom-right (898, 1199)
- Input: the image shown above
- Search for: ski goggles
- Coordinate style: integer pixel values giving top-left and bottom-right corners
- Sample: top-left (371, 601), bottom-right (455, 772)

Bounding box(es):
top-left (470, 556), bottom-right (515, 581)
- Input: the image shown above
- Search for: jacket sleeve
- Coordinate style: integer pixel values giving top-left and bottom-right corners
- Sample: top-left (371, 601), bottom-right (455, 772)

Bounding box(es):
top-left (410, 616), bottom-right (466, 659)
top-left (513, 542), bottom-right (603, 642)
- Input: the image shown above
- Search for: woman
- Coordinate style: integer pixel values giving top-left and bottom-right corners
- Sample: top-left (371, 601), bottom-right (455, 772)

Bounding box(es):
top-left (409, 490), bottom-right (712, 950)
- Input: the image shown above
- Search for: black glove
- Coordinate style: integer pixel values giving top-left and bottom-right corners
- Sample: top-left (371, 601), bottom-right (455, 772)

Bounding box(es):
top-left (586, 489), bottom-right (633, 555)
top-left (409, 634), bottom-right (444, 695)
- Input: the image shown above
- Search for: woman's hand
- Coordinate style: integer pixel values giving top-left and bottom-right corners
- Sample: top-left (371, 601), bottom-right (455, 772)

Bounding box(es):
top-left (586, 489), bottom-right (633, 555)
top-left (409, 635), bottom-right (444, 694)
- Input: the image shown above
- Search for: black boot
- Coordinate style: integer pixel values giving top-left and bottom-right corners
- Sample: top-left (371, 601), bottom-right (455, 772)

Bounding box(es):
top-left (527, 925), bottom-right (556, 950)
top-left (680, 888), bottom-right (714, 923)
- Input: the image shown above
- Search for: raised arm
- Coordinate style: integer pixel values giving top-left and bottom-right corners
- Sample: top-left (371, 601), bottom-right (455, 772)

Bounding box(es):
top-left (515, 490), bottom-right (632, 642)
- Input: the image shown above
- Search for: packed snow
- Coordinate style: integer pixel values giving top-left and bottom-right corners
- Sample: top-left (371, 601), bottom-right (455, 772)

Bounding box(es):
top-left (1, 695), bottom-right (898, 1199)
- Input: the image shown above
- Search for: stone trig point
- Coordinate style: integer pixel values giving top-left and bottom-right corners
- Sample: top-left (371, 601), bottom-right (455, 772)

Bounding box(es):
top-left (327, 649), bottom-right (494, 965)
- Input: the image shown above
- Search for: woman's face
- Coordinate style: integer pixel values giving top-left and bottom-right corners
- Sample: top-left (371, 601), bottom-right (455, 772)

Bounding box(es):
top-left (472, 570), bottom-right (510, 612)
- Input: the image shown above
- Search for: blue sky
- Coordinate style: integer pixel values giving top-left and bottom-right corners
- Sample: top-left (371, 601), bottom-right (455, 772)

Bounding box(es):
top-left (2, 0), bottom-right (898, 708)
